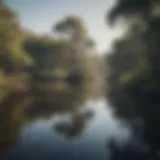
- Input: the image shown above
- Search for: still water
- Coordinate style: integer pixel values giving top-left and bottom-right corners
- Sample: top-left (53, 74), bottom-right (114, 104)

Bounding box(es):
top-left (2, 82), bottom-right (130, 160)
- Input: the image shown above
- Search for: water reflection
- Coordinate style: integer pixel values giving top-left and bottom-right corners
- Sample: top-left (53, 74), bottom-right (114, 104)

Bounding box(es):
top-left (1, 82), bottom-right (130, 160)
top-left (54, 109), bottom-right (94, 138)
top-left (28, 82), bottom-right (97, 118)
top-left (3, 100), bottom-right (130, 160)
top-left (0, 81), bottom-right (99, 157)
top-left (0, 92), bottom-right (32, 156)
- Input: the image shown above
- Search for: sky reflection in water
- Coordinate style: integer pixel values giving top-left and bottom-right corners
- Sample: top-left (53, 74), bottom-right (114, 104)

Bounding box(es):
top-left (4, 99), bottom-right (131, 160)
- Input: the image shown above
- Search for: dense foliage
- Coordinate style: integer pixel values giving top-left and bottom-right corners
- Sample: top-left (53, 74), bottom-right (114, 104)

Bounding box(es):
top-left (106, 0), bottom-right (160, 159)
top-left (23, 31), bottom-right (96, 83)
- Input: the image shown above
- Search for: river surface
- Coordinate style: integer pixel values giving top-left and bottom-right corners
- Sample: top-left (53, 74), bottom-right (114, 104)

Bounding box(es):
top-left (1, 83), bottom-right (131, 160)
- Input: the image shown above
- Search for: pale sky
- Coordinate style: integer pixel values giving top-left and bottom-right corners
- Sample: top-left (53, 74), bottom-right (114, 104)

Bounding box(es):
top-left (6, 0), bottom-right (122, 53)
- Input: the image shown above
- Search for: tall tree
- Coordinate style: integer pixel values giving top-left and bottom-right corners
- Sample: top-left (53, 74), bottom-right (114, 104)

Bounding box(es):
top-left (106, 0), bottom-right (160, 159)
top-left (0, 1), bottom-right (32, 73)
top-left (54, 16), bottom-right (94, 49)
top-left (108, 0), bottom-right (158, 24)
top-left (54, 16), bottom-right (96, 82)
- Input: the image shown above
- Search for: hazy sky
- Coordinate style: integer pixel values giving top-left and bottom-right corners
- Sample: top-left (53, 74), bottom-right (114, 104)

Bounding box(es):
top-left (6, 0), bottom-right (122, 53)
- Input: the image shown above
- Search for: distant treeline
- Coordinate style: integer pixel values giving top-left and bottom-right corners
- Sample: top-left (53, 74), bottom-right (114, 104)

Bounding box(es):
top-left (0, 1), bottom-right (105, 91)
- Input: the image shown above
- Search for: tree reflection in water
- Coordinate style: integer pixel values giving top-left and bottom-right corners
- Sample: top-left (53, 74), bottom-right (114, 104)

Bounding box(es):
top-left (0, 81), bottom-right (97, 157)
top-left (54, 109), bottom-right (94, 138)
top-left (0, 91), bottom-right (32, 157)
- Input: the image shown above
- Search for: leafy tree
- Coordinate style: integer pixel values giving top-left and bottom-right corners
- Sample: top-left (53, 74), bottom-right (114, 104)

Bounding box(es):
top-left (108, 0), bottom-right (156, 24)
top-left (24, 16), bottom-right (97, 83)
top-left (0, 1), bottom-right (32, 73)
top-left (54, 16), bottom-right (96, 82)
top-left (54, 16), bottom-right (94, 49)
top-left (0, 2), bottom-right (32, 157)
top-left (106, 0), bottom-right (160, 159)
